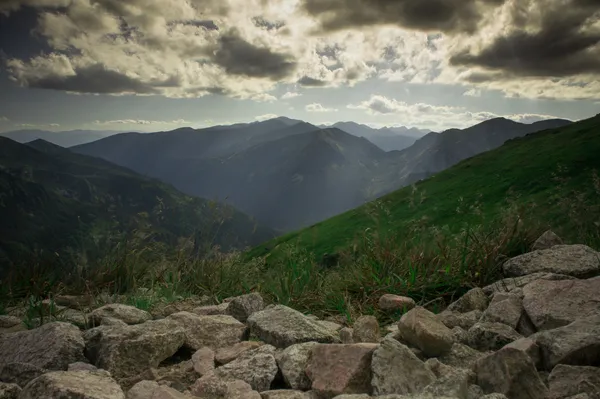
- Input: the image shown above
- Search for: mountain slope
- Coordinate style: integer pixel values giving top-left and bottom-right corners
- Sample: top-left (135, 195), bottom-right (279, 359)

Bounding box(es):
top-left (329, 121), bottom-right (427, 151)
top-left (0, 129), bottom-right (123, 147)
top-left (0, 138), bottom-right (274, 271)
top-left (248, 114), bottom-right (600, 260)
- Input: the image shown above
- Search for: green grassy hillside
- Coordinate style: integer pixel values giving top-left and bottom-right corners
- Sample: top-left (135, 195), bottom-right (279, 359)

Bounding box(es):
top-left (249, 114), bottom-right (600, 261)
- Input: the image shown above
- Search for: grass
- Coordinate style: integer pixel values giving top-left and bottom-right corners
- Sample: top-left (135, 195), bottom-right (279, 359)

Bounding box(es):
top-left (1, 115), bottom-right (599, 326)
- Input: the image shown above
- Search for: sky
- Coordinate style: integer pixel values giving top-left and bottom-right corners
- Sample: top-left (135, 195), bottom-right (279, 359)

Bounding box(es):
top-left (0, 0), bottom-right (599, 134)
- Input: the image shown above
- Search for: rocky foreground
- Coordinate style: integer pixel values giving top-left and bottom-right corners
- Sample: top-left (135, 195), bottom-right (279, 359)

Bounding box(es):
top-left (1, 231), bottom-right (600, 399)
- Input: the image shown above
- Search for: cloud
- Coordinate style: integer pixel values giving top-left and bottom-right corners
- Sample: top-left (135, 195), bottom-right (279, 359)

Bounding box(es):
top-left (94, 119), bottom-right (191, 125)
top-left (255, 114), bottom-right (278, 121)
top-left (49, 123), bottom-right (60, 127)
top-left (463, 88), bottom-right (482, 97)
top-left (0, 116), bottom-right (9, 123)
top-left (0, 0), bottom-right (70, 15)
top-left (306, 103), bottom-right (338, 112)
top-left (302, 0), bottom-right (505, 34)
top-left (348, 94), bottom-right (563, 129)
top-left (297, 76), bottom-right (329, 87)
top-left (281, 91), bottom-right (301, 99)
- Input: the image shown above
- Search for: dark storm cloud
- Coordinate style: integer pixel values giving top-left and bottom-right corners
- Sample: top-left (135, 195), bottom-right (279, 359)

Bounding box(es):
top-left (297, 76), bottom-right (328, 87)
top-left (173, 20), bottom-right (219, 30)
top-left (450, 0), bottom-right (600, 78)
top-left (252, 16), bottom-right (285, 31)
top-left (20, 63), bottom-right (157, 94)
top-left (212, 32), bottom-right (297, 80)
top-left (302, 0), bottom-right (505, 34)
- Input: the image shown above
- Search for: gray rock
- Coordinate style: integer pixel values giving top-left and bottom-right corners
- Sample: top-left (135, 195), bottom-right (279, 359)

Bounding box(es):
top-left (548, 364), bottom-right (600, 399)
top-left (83, 318), bottom-right (186, 379)
top-left (0, 362), bottom-right (47, 387)
top-left (467, 322), bottom-right (522, 351)
top-left (261, 390), bottom-right (311, 399)
top-left (0, 322), bottom-right (85, 371)
top-left (214, 345), bottom-right (278, 392)
top-left (227, 292), bottom-right (265, 322)
top-left (447, 288), bottom-right (489, 313)
top-left (439, 343), bottom-right (487, 369)
top-left (192, 303), bottom-right (230, 316)
top-left (474, 347), bottom-right (548, 399)
top-left (437, 310), bottom-right (482, 330)
top-left (68, 362), bottom-right (99, 372)
top-left (531, 315), bottom-right (600, 370)
top-left (0, 382), bottom-right (20, 399)
top-left (523, 278), bottom-right (600, 331)
top-left (127, 380), bottom-right (192, 399)
top-left (88, 304), bottom-right (151, 326)
top-left (378, 294), bottom-right (416, 312)
top-left (247, 305), bottom-right (338, 348)
top-left (0, 315), bottom-right (26, 334)
top-left (371, 337), bottom-right (436, 395)
top-left (277, 342), bottom-right (318, 390)
top-left (192, 347), bottom-right (215, 376)
top-left (531, 230), bottom-right (564, 251)
top-left (190, 372), bottom-right (261, 398)
top-left (422, 367), bottom-right (474, 399)
top-left (353, 316), bottom-right (380, 343)
top-left (18, 370), bottom-right (125, 399)
top-left (503, 245), bottom-right (600, 279)
top-left (167, 311), bottom-right (247, 350)
top-left (398, 306), bottom-right (454, 357)
top-left (483, 273), bottom-right (576, 296)
top-left (339, 328), bottom-right (354, 344)
top-left (451, 326), bottom-right (470, 345)
top-left (480, 293), bottom-right (524, 330)
top-left (215, 341), bottom-right (264, 365)
top-left (504, 338), bottom-right (542, 369)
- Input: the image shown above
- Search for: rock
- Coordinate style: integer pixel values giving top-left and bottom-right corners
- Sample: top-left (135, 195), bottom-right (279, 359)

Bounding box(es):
top-left (83, 318), bottom-right (186, 379)
top-left (150, 296), bottom-right (212, 318)
top-left (468, 384), bottom-right (484, 399)
top-left (480, 395), bottom-right (509, 399)
top-left (54, 295), bottom-right (94, 310)
top-left (452, 326), bottom-right (470, 345)
top-left (127, 380), bottom-right (193, 399)
top-left (68, 362), bottom-right (99, 372)
top-left (89, 304), bottom-right (152, 326)
top-left (548, 364), bottom-right (600, 399)
top-left (531, 315), bottom-right (600, 370)
top-left (480, 293), bottom-right (524, 330)
top-left (504, 338), bottom-right (542, 369)
top-left (247, 305), bottom-right (338, 348)
top-left (215, 341), bottom-right (263, 365)
top-left (261, 390), bottom-right (310, 399)
top-left (353, 316), bottom-right (380, 343)
top-left (60, 309), bottom-right (89, 329)
top-left (191, 303), bottom-right (230, 316)
top-left (482, 273), bottom-right (576, 296)
top-left (18, 370), bottom-right (125, 399)
top-left (523, 278), bottom-right (600, 331)
top-left (190, 372), bottom-right (261, 398)
top-left (315, 320), bottom-right (344, 334)
top-left (277, 342), bottom-right (318, 390)
top-left (0, 322), bottom-right (85, 371)
top-left (378, 294), bottom-right (416, 312)
top-left (101, 317), bottom-right (128, 327)
top-left (503, 245), bottom-right (600, 279)
top-left (306, 343), bottom-right (378, 398)
top-left (339, 328), bottom-right (354, 344)
top-left (0, 382), bottom-right (20, 399)
top-left (0, 315), bottom-right (26, 334)
top-left (192, 347), bottom-right (215, 376)
top-left (398, 306), bottom-right (454, 357)
top-left (466, 322), bottom-right (523, 351)
top-left (422, 367), bottom-right (474, 399)
top-left (447, 288), bottom-right (489, 313)
top-left (167, 312), bottom-right (247, 350)
top-left (0, 362), bottom-right (48, 387)
top-left (213, 345), bottom-right (278, 392)
top-left (437, 310), bottom-right (482, 330)
top-left (475, 347), bottom-right (548, 399)
top-left (371, 337), bottom-right (435, 395)
top-left (531, 230), bottom-right (564, 251)
top-left (438, 343), bottom-right (486, 369)
top-left (227, 293), bottom-right (265, 322)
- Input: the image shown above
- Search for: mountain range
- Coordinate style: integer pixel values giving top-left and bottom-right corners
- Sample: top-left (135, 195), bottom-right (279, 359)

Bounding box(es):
top-left (0, 129), bottom-right (126, 147)
top-left (72, 116), bottom-right (572, 232)
top-left (0, 137), bottom-right (273, 272)
top-left (323, 122), bottom-right (431, 151)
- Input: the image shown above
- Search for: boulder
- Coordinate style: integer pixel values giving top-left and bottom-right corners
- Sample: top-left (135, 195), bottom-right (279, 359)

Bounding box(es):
top-left (190, 372), bottom-right (261, 398)
top-left (0, 315), bottom-right (26, 334)
top-left (474, 347), bottom-right (549, 399)
top-left (504, 338), bottom-right (542, 369)
top-left (0, 362), bottom-right (48, 387)
top-left (437, 310), bottom-right (482, 331)
top-left (378, 295), bottom-right (416, 312)
top-left (482, 273), bottom-right (576, 296)
top-left (422, 367), bottom-right (474, 399)
top-left (83, 318), bottom-right (186, 379)
top-left (438, 343), bottom-right (487, 369)
top-left (68, 362), bottom-right (99, 372)
top-left (54, 294), bottom-right (94, 310)
top-left (127, 380), bottom-right (192, 399)
top-left (277, 342), bottom-right (318, 390)
top-left (18, 370), bottom-right (125, 399)
top-left (447, 288), bottom-right (489, 313)
top-left (227, 293), bottom-right (265, 322)
top-left (247, 305), bottom-right (338, 348)
top-left (503, 245), bottom-right (600, 278)
top-left (260, 390), bottom-right (310, 399)
top-left (531, 230), bottom-right (564, 251)
top-left (480, 293), bottom-right (524, 330)
top-left (0, 382), bottom-right (20, 399)
top-left (213, 345), bottom-right (278, 392)
top-left (371, 337), bottom-right (435, 395)
top-left (398, 307), bottom-right (454, 357)
top-left (0, 322), bottom-right (85, 371)
top-left (531, 315), bottom-right (600, 370)
top-left (88, 304), bottom-right (152, 326)
top-left (339, 328), bottom-right (354, 344)
top-left (215, 341), bottom-right (263, 365)
top-left (353, 316), bottom-right (380, 343)
top-left (191, 303), bottom-right (230, 316)
top-left (466, 322), bottom-right (522, 351)
top-left (306, 343), bottom-right (378, 398)
top-left (523, 278), bottom-right (600, 331)
top-left (167, 312), bottom-right (247, 350)
top-left (192, 347), bottom-right (215, 376)
top-left (547, 364), bottom-right (600, 399)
